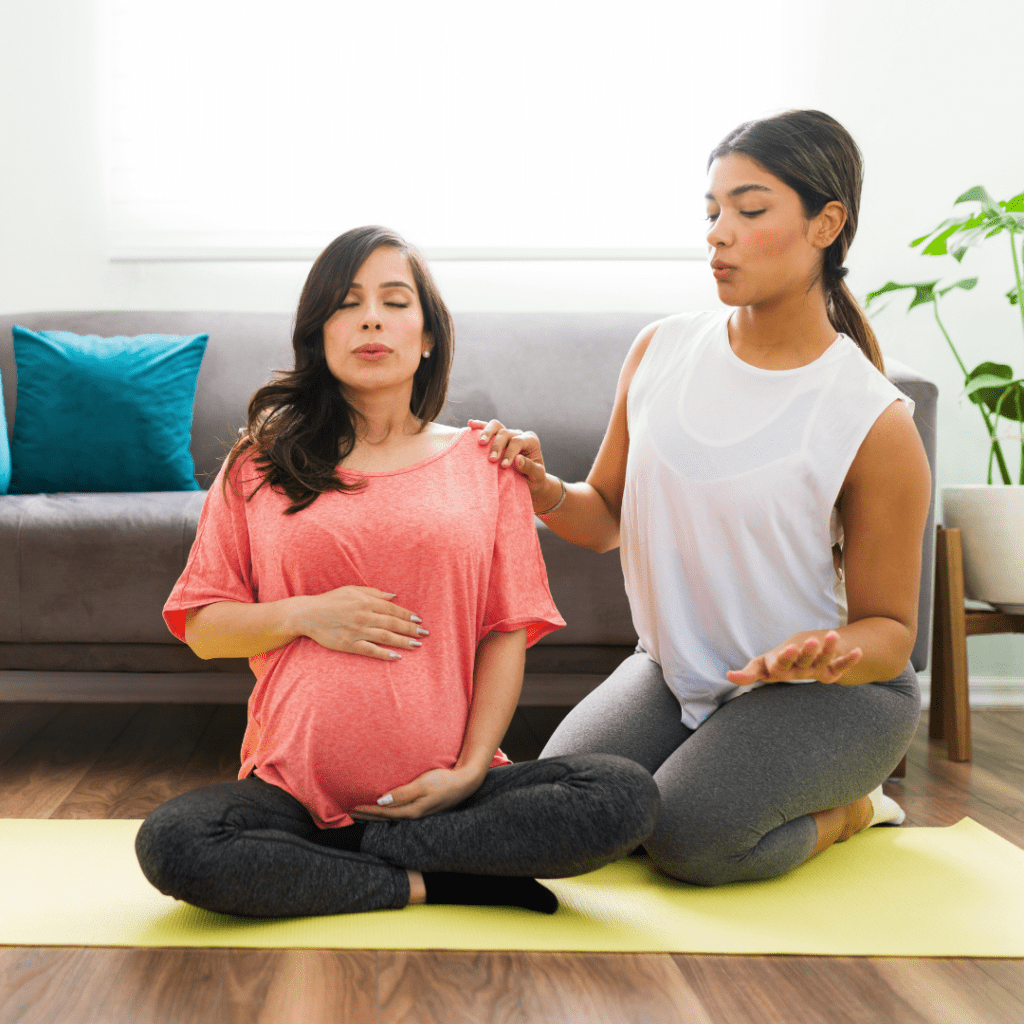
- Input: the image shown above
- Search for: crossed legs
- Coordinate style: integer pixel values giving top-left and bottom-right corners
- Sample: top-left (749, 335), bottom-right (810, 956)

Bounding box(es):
top-left (135, 752), bottom-right (659, 917)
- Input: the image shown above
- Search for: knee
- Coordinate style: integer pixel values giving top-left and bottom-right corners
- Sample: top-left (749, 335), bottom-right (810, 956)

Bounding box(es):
top-left (135, 800), bottom-right (205, 900)
top-left (566, 752), bottom-right (661, 847)
top-left (644, 839), bottom-right (739, 887)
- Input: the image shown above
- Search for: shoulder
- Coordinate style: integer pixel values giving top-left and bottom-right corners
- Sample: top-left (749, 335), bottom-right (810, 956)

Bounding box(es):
top-left (637, 309), bottom-right (725, 348)
top-left (843, 397), bottom-right (929, 503)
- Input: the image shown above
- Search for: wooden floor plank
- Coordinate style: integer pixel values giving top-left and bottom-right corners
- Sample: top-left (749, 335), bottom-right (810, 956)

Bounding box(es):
top-left (672, 955), bottom-right (932, 1024)
top-left (222, 949), bottom-right (378, 1024)
top-left (525, 952), bottom-right (715, 1024)
top-left (50, 704), bottom-right (218, 820)
top-left (0, 704), bottom-right (140, 818)
top-left (972, 958), bottom-right (1024, 1004)
top-left (174, 703), bottom-right (248, 793)
top-left (378, 951), bottom-right (542, 1024)
top-left (0, 703), bottom-right (63, 770)
top-left (0, 947), bottom-right (230, 1024)
top-left (871, 958), bottom-right (1024, 1024)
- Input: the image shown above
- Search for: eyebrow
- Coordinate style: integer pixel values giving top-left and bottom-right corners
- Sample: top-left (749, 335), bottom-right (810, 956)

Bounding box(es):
top-left (348, 280), bottom-right (415, 292)
top-left (704, 184), bottom-right (774, 201)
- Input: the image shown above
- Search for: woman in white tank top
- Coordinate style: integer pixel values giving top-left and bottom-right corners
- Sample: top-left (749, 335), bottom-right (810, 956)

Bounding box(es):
top-left (474, 110), bottom-right (932, 885)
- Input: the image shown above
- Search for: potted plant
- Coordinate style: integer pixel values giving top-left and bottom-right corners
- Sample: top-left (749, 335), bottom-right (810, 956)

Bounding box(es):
top-left (865, 186), bottom-right (1024, 613)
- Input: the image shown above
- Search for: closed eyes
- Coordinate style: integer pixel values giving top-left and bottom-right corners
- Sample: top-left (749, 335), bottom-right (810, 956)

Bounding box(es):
top-left (705, 211), bottom-right (766, 221)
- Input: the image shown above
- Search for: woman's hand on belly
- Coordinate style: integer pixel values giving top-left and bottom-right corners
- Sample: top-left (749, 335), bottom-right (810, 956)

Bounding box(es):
top-left (348, 764), bottom-right (488, 821)
top-left (726, 630), bottom-right (863, 687)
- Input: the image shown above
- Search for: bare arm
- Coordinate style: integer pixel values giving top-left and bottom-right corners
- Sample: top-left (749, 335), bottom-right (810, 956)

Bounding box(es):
top-left (455, 627), bottom-right (528, 776)
top-left (827, 398), bottom-right (932, 683)
top-left (184, 599), bottom-right (306, 660)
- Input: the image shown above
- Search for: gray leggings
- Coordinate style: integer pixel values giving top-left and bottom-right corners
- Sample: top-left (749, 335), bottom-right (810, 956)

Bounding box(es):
top-left (540, 643), bottom-right (920, 886)
top-left (135, 753), bottom-right (659, 918)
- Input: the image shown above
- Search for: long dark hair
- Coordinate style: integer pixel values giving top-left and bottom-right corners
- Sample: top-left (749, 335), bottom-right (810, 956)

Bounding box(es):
top-left (221, 226), bottom-right (455, 515)
top-left (707, 109), bottom-right (885, 373)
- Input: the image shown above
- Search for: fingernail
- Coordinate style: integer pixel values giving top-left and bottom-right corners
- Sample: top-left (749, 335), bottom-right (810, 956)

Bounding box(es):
top-left (411, 615), bottom-right (422, 623)
top-left (377, 794), bottom-right (394, 806)
top-left (480, 435), bottom-right (488, 442)
top-left (501, 458), bottom-right (510, 466)
top-left (389, 652), bottom-right (401, 660)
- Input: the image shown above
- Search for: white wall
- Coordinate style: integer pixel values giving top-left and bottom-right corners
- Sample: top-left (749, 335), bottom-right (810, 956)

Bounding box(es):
top-left (1, 0), bottom-right (1021, 681)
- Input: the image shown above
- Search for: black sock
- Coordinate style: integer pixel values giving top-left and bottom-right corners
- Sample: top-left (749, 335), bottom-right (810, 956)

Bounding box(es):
top-left (422, 872), bottom-right (559, 914)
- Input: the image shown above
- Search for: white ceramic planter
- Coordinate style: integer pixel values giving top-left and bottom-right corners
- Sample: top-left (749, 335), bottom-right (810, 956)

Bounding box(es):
top-left (941, 485), bottom-right (1024, 614)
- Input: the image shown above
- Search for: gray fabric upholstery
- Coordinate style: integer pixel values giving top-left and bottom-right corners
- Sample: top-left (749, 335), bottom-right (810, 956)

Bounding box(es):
top-left (0, 311), bottom-right (938, 681)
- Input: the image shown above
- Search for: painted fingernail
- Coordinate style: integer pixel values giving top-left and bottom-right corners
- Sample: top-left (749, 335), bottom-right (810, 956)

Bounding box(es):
top-left (480, 435), bottom-right (488, 442)
top-left (501, 458), bottom-right (510, 466)
top-left (490, 451), bottom-right (498, 460)
top-left (377, 794), bottom-right (394, 806)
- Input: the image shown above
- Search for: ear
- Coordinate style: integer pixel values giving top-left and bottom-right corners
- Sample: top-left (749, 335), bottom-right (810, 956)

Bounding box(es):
top-left (814, 201), bottom-right (847, 248)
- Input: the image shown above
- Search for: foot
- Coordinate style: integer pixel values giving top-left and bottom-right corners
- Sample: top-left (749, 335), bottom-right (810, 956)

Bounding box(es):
top-left (866, 785), bottom-right (906, 827)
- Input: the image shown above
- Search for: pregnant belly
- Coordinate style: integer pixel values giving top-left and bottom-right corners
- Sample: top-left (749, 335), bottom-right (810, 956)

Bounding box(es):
top-left (249, 653), bottom-right (471, 826)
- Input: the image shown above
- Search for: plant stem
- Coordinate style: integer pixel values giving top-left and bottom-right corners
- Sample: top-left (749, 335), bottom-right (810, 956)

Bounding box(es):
top-left (931, 302), bottom-right (969, 376)
top-left (932, 302), bottom-right (1012, 484)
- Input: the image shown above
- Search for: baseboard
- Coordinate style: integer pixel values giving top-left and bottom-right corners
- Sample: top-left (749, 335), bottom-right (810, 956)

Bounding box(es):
top-left (915, 674), bottom-right (1024, 708)
top-left (1, 669), bottom-right (1022, 708)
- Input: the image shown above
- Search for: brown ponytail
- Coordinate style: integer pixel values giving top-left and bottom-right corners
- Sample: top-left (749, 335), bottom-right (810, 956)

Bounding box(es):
top-left (708, 110), bottom-right (885, 375)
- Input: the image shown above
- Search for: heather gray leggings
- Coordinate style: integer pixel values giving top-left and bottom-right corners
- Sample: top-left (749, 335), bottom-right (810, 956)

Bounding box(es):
top-left (135, 753), bottom-right (659, 918)
top-left (541, 643), bottom-right (920, 886)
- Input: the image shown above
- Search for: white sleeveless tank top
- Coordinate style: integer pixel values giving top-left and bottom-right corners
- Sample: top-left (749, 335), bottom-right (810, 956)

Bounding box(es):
top-left (621, 309), bottom-right (914, 729)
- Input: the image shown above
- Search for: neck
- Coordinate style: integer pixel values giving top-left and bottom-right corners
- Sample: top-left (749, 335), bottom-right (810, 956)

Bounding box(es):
top-left (727, 289), bottom-right (838, 371)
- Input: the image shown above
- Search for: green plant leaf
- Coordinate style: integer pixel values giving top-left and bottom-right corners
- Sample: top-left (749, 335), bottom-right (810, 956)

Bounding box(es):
top-left (955, 185), bottom-right (1001, 217)
top-left (1004, 192), bottom-right (1024, 213)
top-left (937, 277), bottom-right (978, 297)
top-left (917, 223), bottom-right (958, 255)
top-left (863, 280), bottom-right (941, 311)
top-left (963, 363), bottom-right (1024, 421)
top-left (993, 380), bottom-right (1024, 424)
top-left (1009, 283), bottom-right (1021, 306)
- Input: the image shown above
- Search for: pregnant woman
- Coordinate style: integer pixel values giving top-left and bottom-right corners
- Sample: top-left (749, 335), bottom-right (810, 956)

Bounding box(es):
top-left (135, 226), bottom-right (659, 918)
top-left (475, 108), bottom-right (931, 885)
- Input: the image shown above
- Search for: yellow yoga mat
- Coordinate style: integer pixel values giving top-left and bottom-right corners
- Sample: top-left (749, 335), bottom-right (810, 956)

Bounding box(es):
top-left (1, 817), bottom-right (1022, 957)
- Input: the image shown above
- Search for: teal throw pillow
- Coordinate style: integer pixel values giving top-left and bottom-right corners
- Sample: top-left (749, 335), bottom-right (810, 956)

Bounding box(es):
top-left (0, 362), bottom-right (10, 493)
top-left (8, 326), bottom-right (209, 493)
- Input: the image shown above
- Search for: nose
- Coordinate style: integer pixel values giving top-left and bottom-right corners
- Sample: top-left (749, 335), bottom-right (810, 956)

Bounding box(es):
top-left (706, 212), bottom-right (730, 251)
top-left (360, 319), bottom-right (382, 331)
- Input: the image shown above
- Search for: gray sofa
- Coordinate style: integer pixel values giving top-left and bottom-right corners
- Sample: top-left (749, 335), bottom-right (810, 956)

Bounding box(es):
top-left (0, 310), bottom-right (938, 705)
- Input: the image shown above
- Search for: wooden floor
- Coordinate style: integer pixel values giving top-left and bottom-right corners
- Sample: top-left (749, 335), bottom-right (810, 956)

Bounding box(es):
top-left (0, 702), bottom-right (1022, 1024)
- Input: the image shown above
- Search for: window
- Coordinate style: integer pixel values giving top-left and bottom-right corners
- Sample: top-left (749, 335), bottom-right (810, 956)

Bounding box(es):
top-left (108, 1), bottom-right (809, 260)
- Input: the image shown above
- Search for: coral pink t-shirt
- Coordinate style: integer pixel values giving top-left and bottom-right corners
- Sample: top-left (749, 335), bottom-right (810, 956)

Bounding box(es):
top-left (163, 424), bottom-right (565, 827)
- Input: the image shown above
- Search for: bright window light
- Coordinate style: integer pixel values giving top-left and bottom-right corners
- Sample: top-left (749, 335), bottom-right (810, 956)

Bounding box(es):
top-left (107, 1), bottom-right (809, 260)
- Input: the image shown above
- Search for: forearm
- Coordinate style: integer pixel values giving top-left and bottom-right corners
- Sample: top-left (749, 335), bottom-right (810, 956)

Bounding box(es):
top-left (788, 617), bottom-right (916, 686)
top-left (455, 627), bottom-right (528, 775)
top-left (186, 597), bottom-right (309, 660)
top-left (532, 475), bottom-right (620, 554)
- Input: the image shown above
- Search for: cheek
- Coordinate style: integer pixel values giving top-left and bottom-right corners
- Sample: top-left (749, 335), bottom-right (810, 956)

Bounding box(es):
top-left (749, 222), bottom-right (797, 261)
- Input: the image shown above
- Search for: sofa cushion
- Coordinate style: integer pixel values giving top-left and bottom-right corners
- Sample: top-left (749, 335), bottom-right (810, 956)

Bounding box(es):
top-left (0, 360), bottom-right (9, 494)
top-left (8, 326), bottom-right (208, 493)
top-left (0, 491), bottom-right (208, 644)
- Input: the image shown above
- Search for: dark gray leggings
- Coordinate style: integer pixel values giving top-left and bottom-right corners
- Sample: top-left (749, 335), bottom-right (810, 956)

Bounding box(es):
top-left (135, 753), bottom-right (659, 918)
top-left (540, 643), bottom-right (920, 886)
